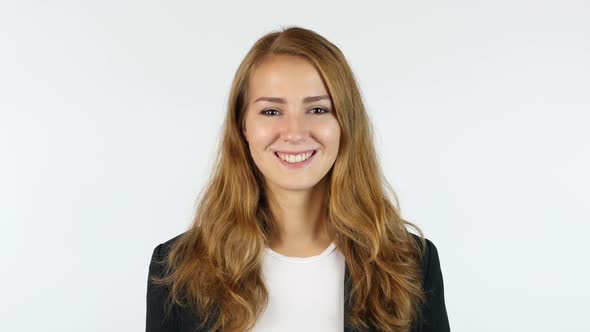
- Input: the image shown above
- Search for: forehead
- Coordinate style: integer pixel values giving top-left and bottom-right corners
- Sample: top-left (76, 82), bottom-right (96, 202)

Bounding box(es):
top-left (247, 55), bottom-right (329, 102)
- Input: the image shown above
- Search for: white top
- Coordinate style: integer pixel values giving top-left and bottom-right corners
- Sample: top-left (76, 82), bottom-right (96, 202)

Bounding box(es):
top-left (252, 242), bottom-right (346, 332)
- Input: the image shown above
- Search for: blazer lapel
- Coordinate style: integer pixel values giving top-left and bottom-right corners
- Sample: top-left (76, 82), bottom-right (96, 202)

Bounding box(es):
top-left (344, 261), bottom-right (377, 332)
top-left (344, 262), bottom-right (364, 332)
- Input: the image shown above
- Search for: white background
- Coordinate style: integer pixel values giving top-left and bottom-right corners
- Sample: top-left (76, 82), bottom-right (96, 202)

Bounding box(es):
top-left (1, 1), bottom-right (588, 331)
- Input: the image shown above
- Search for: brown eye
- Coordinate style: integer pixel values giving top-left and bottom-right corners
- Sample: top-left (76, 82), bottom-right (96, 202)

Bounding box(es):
top-left (310, 107), bottom-right (329, 114)
top-left (260, 109), bottom-right (280, 116)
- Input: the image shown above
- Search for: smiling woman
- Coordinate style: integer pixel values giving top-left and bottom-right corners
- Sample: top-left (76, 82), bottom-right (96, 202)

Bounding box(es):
top-left (243, 54), bottom-right (341, 195)
top-left (146, 26), bottom-right (450, 332)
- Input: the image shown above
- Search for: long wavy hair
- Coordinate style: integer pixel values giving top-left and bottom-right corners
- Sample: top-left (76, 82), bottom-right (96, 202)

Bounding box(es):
top-left (152, 26), bottom-right (428, 332)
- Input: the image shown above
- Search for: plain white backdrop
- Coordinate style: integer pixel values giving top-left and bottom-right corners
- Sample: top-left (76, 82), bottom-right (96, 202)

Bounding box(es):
top-left (1, 0), bottom-right (588, 331)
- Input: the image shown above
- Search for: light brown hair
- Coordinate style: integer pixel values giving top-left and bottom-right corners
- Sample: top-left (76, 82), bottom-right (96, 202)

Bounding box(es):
top-left (152, 26), bottom-right (428, 332)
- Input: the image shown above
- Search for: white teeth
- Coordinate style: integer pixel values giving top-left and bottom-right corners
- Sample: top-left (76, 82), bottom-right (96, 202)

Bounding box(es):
top-left (277, 151), bottom-right (313, 163)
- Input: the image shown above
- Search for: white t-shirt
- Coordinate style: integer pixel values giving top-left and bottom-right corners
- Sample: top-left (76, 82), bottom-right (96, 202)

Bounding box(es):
top-left (252, 241), bottom-right (346, 332)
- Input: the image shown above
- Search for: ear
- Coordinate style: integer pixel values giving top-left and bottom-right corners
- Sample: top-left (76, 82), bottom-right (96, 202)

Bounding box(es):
top-left (242, 125), bottom-right (248, 142)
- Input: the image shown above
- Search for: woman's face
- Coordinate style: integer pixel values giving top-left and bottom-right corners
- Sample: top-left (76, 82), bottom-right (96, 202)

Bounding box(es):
top-left (243, 54), bottom-right (341, 193)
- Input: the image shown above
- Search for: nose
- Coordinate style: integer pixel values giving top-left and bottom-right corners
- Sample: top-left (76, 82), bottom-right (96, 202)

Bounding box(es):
top-left (280, 112), bottom-right (307, 143)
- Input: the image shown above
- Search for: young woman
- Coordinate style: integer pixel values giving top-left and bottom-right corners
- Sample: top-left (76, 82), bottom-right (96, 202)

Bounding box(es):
top-left (146, 26), bottom-right (450, 332)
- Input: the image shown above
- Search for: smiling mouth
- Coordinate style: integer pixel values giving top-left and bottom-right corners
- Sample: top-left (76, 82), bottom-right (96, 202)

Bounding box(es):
top-left (274, 150), bottom-right (317, 164)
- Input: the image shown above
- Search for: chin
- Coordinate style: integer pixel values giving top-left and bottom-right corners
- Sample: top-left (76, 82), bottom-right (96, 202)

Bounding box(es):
top-left (280, 183), bottom-right (318, 192)
top-left (274, 178), bottom-right (321, 192)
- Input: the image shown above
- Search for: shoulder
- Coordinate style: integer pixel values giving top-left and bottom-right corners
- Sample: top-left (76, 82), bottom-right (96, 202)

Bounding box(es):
top-left (408, 233), bottom-right (450, 330)
top-left (150, 231), bottom-right (188, 261)
top-left (409, 232), bottom-right (442, 284)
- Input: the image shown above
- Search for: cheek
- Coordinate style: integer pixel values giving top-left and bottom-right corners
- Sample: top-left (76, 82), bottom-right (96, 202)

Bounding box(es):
top-left (314, 121), bottom-right (341, 152)
top-left (246, 123), bottom-right (275, 151)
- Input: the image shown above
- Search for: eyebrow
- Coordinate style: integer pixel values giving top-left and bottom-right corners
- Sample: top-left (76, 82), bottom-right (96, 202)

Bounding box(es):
top-left (253, 95), bottom-right (331, 104)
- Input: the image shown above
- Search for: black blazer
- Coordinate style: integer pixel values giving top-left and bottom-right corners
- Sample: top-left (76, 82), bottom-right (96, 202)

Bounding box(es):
top-left (146, 232), bottom-right (450, 332)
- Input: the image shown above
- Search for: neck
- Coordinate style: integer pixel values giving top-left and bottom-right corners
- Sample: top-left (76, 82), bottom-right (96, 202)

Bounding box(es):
top-left (264, 178), bottom-right (334, 251)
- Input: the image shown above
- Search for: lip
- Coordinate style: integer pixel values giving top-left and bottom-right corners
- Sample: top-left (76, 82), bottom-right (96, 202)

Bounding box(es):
top-left (274, 150), bottom-right (317, 169)
top-left (273, 149), bottom-right (317, 155)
